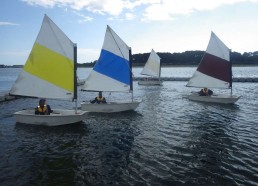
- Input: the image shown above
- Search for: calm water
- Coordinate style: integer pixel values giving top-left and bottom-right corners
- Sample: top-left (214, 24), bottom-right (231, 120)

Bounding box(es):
top-left (1, 67), bottom-right (258, 185)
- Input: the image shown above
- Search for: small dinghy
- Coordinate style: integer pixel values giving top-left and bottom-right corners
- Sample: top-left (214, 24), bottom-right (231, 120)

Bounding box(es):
top-left (10, 15), bottom-right (87, 126)
top-left (186, 31), bottom-right (240, 104)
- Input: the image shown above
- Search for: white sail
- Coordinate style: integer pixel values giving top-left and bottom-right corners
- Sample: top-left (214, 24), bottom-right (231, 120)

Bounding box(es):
top-left (186, 32), bottom-right (231, 89)
top-left (140, 49), bottom-right (161, 77)
top-left (82, 25), bottom-right (131, 92)
top-left (10, 15), bottom-right (75, 100)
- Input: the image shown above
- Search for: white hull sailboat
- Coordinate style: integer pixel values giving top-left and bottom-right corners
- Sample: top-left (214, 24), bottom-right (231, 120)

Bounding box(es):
top-left (10, 15), bottom-right (87, 126)
top-left (188, 92), bottom-right (239, 104)
top-left (186, 32), bottom-right (240, 104)
top-left (138, 49), bottom-right (162, 85)
top-left (81, 26), bottom-right (141, 113)
top-left (81, 101), bottom-right (140, 113)
top-left (14, 109), bottom-right (86, 126)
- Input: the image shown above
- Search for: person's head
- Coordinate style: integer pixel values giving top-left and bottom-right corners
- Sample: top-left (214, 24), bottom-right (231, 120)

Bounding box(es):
top-left (204, 87), bottom-right (208, 91)
top-left (98, 91), bottom-right (102, 97)
top-left (39, 99), bottom-right (46, 107)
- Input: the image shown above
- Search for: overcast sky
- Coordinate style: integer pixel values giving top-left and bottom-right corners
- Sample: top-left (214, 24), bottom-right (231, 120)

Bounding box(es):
top-left (1, 0), bottom-right (258, 65)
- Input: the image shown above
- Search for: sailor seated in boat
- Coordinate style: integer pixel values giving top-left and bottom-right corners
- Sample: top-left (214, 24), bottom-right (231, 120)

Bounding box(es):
top-left (90, 92), bottom-right (107, 104)
top-left (35, 99), bottom-right (53, 115)
top-left (199, 88), bottom-right (213, 96)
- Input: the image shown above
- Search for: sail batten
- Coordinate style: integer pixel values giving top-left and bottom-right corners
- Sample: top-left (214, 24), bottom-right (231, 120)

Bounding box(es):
top-left (10, 15), bottom-right (75, 101)
top-left (82, 25), bottom-right (131, 92)
top-left (140, 49), bottom-right (161, 77)
top-left (186, 32), bottom-right (231, 89)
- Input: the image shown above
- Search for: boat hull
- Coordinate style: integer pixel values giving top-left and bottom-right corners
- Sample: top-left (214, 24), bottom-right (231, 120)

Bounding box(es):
top-left (14, 109), bottom-right (88, 126)
top-left (138, 80), bottom-right (162, 85)
top-left (81, 101), bottom-right (141, 113)
top-left (188, 93), bottom-right (240, 104)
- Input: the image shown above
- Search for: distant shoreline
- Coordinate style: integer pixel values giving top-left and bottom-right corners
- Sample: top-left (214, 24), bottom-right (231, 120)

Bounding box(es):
top-left (77, 64), bottom-right (258, 68)
top-left (2, 50), bottom-right (258, 68)
top-left (78, 63), bottom-right (258, 68)
top-left (1, 64), bottom-right (258, 68)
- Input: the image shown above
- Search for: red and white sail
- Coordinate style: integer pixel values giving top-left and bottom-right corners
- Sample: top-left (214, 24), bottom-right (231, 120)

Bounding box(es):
top-left (187, 32), bottom-right (231, 89)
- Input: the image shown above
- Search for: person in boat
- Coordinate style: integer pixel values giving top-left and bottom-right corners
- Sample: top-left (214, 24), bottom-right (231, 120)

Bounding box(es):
top-left (90, 91), bottom-right (107, 104)
top-left (35, 99), bottom-right (53, 115)
top-left (199, 87), bottom-right (213, 96)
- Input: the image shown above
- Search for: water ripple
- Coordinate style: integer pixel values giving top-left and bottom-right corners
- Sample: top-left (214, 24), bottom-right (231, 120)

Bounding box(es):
top-left (1, 81), bottom-right (258, 185)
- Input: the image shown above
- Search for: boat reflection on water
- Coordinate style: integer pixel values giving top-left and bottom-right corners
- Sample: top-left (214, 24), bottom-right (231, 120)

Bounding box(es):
top-left (13, 122), bottom-right (87, 185)
top-left (12, 111), bottom-right (142, 185)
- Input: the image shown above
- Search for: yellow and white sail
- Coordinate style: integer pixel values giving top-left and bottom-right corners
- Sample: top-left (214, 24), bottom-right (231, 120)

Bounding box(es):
top-left (10, 15), bottom-right (75, 100)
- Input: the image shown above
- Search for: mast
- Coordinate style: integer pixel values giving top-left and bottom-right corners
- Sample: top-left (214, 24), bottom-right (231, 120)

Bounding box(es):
top-left (129, 48), bottom-right (133, 101)
top-left (74, 43), bottom-right (78, 113)
top-left (159, 57), bottom-right (161, 81)
top-left (229, 49), bottom-right (233, 96)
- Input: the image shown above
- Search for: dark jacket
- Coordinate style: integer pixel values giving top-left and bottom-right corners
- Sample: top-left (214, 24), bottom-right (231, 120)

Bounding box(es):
top-left (199, 89), bottom-right (213, 96)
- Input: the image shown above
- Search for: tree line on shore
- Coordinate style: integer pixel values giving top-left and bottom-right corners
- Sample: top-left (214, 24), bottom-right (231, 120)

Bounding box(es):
top-left (2, 50), bottom-right (257, 68)
top-left (78, 50), bottom-right (258, 67)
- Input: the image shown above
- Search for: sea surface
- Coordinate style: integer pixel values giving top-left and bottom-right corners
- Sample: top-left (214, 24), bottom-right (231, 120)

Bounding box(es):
top-left (0, 67), bottom-right (258, 185)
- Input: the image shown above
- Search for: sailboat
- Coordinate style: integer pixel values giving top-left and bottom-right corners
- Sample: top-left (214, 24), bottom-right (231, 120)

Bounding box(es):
top-left (9, 15), bottom-right (87, 126)
top-left (138, 49), bottom-right (162, 85)
top-left (80, 25), bottom-right (141, 113)
top-left (186, 31), bottom-right (240, 104)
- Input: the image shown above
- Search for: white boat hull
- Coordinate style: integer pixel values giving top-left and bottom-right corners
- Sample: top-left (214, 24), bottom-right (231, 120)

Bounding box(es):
top-left (14, 109), bottom-right (88, 126)
top-left (81, 100), bottom-right (141, 113)
top-left (188, 93), bottom-right (240, 104)
top-left (138, 80), bottom-right (162, 85)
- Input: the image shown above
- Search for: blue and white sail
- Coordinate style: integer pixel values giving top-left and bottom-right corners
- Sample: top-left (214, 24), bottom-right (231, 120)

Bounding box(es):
top-left (82, 25), bottom-right (131, 92)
